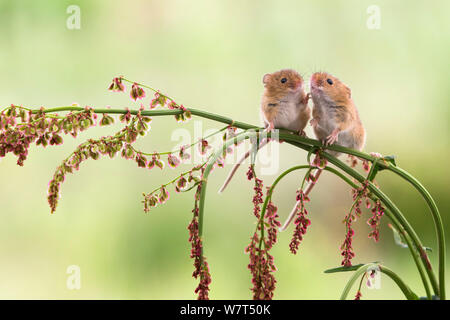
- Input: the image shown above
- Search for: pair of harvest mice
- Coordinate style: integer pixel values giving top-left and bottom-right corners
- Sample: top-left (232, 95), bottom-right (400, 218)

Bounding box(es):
top-left (220, 69), bottom-right (366, 231)
top-left (260, 68), bottom-right (365, 152)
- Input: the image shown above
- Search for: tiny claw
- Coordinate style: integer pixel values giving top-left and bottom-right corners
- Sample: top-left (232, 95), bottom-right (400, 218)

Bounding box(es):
top-left (298, 130), bottom-right (306, 137)
top-left (310, 118), bottom-right (319, 128)
top-left (370, 152), bottom-right (383, 158)
top-left (325, 129), bottom-right (339, 146)
top-left (302, 93), bottom-right (311, 105)
top-left (267, 122), bottom-right (275, 132)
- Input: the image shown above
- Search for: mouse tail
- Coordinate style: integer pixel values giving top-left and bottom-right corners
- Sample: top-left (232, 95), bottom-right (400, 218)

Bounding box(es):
top-left (218, 138), bottom-right (269, 193)
top-left (279, 199), bottom-right (300, 232)
top-left (279, 168), bottom-right (323, 232)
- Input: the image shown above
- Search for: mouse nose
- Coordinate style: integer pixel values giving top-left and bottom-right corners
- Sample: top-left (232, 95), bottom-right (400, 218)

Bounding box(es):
top-left (310, 73), bottom-right (323, 87)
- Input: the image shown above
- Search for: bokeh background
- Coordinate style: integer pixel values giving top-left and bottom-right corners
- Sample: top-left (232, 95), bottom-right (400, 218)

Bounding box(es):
top-left (0, 0), bottom-right (449, 299)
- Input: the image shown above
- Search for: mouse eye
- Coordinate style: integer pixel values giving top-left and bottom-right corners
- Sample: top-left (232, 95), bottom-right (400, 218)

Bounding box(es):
top-left (280, 78), bottom-right (287, 83)
top-left (327, 78), bottom-right (333, 85)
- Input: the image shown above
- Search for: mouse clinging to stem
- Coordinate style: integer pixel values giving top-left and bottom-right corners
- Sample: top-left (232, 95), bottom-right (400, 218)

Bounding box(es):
top-left (260, 69), bottom-right (310, 133)
top-left (309, 72), bottom-right (365, 151)
top-left (218, 69), bottom-right (311, 193)
top-left (279, 71), bottom-right (366, 231)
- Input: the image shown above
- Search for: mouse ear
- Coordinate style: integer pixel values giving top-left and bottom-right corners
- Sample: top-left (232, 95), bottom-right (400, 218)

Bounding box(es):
top-left (345, 86), bottom-right (352, 98)
top-left (263, 74), bottom-right (271, 84)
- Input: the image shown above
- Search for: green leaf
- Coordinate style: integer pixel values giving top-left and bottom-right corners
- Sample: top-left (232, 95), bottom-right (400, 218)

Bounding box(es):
top-left (367, 162), bottom-right (379, 181)
top-left (324, 263), bottom-right (378, 274)
top-left (378, 155), bottom-right (396, 171)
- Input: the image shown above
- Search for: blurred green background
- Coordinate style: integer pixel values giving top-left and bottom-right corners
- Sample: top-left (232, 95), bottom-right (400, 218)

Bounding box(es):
top-left (0, 0), bottom-right (449, 299)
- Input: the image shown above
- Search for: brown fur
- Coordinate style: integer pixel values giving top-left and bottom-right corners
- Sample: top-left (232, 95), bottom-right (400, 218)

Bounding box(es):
top-left (261, 69), bottom-right (310, 132)
top-left (219, 69), bottom-right (310, 194)
top-left (310, 72), bottom-right (365, 152)
top-left (280, 72), bottom-right (366, 232)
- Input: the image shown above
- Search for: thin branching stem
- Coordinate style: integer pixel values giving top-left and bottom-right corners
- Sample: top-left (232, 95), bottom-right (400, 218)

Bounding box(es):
top-left (4, 103), bottom-right (443, 299)
top-left (340, 263), bottom-right (417, 300)
top-left (280, 136), bottom-right (435, 298)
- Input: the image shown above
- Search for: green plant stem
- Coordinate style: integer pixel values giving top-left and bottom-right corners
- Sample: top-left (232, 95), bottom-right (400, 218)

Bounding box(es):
top-left (323, 152), bottom-right (438, 297)
top-left (340, 263), bottom-right (417, 300)
top-left (198, 131), bottom-right (258, 237)
top-left (144, 166), bottom-right (205, 196)
top-left (257, 163), bottom-right (361, 233)
top-left (260, 165), bottom-right (362, 229)
top-left (385, 211), bottom-right (432, 299)
top-left (11, 104), bottom-right (442, 298)
top-left (132, 126), bottom-right (228, 157)
top-left (257, 165), bottom-right (312, 244)
top-left (274, 135), bottom-right (435, 298)
top-left (318, 169), bottom-right (432, 298)
top-left (388, 166), bottom-right (446, 299)
top-left (31, 106), bottom-right (259, 131)
top-left (280, 140), bottom-right (438, 296)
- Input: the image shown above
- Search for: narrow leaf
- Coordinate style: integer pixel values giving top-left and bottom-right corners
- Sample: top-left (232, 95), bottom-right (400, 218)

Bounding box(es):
top-left (324, 263), bottom-right (375, 274)
top-left (379, 155), bottom-right (396, 170)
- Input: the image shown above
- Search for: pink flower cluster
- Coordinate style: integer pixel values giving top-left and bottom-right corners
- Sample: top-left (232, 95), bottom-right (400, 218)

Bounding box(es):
top-left (47, 111), bottom-right (152, 213)
top-left (198, 139), bottom-right (210, 156)
top-left (188, 184), bottom-right (211, 300)
top-left (367, 199), bottom-right (385, 242)
top-left (108, 77), bottom-right (192, 123)
top-left (245, 232), bottom-right (277, 300)
top-left (0, 105), bottom-right (97, 166)
top-left (130, 83), bottom-right (146, 101)
top-left (245, 167), bottom-right (280, 300)
top-left (340, 216), bottom-right (355, 267)
top-left (108, 77), bottom-right (126, 92)
top-left (340, 180), bottom-right (386, 267)
top-left (289, 190), bottom-right (311, 254)
top-left (247, 166), bottom-right (264, 218)
top-left (347, 154), bottom-right (371, 172)
top-left (142, 166), bottom-right (202, 213)
top-left (311, 152), bottom-right (327, 168)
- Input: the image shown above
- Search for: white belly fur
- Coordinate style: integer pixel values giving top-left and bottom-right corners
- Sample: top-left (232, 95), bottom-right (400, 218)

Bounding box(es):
top-left (272, 102), bottom-right (304, 132)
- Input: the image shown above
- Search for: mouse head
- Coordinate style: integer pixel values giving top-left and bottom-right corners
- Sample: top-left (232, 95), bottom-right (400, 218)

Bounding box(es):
top-left (263, 69), bottom-right (304, 97)
top-left (310, 72), bottom-right (351, 104)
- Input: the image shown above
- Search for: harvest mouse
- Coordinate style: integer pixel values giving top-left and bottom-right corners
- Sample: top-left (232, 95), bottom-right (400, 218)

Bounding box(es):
top-left (219, 69), bottom-right (311, 193)
top-left (279, 72), bottom-right (366, 231)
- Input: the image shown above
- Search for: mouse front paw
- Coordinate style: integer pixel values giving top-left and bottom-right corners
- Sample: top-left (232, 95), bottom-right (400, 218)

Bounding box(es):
top-left (301, 93), bottom-right (311, 105)
top-left (297, 130), bottom-right (307, 137)
top-left (370, 152), bottom-right (383, 158)
top-left (267, 122), bottom-right (275, 132)
top-left (325, 129), bottom-right (339, 146)
top-left (310, 118), bottom-right (319, 128)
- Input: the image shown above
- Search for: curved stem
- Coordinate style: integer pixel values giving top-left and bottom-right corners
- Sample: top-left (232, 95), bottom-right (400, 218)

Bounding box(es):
top-left (379, 265), bottom-right (419, 300)
top-left (323, 152), bottom-right (439, 297)
top-left (260, 165), bottom-right (312, 220)
top-left (319, 164), bottom-right (432, 298)
top-left (131, 126), bottom-right (228, 157)
top-left (9, 104), bottom-right (442, 298)
top-left (388, 166), bottom-right (445, 299)
top-left (277, 135), bottom-right (436, 298)
top-left (260, 165), bottom-right (363, 221)
top-left (340, 263), bottom-right (417, 300)
top-left (31, 106), bottom-right (259, 131)
top-left (198, 131), bottom-right (258, 237)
